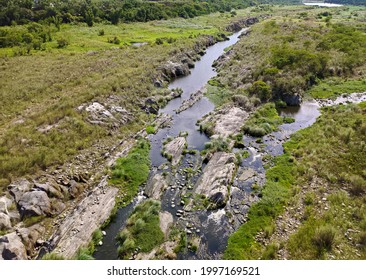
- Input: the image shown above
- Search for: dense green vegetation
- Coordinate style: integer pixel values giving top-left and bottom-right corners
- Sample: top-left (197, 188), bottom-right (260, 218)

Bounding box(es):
top-left (0, 0), bottom-right (253, 27)
top-left (243, 103), bottom-right (285, 137)
top-left (309, 78), bottom-right (366, 99)
top-left (211, 5), bottom-right (366, 108)
top-left (225, 102), bottom-right (366, 259)
top-left (117, 199), bottom-right (164, 259)
top-left (0, 10), bottom-right (249, 194)
top-left (110, 139), bottom-right (151, 206)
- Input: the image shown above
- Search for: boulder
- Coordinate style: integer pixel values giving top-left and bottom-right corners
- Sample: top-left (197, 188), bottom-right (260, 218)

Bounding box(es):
top-left (282, 93), bottom-right (302, 106)
top-left (0, 232), bottom-right (27, 260)
top-left (164, 137), bottom-right (187, 166)
top-left (0, 213), bottom-right (12, 230)
top-left (194, 152), bottom-right (236, 208)
top-left (143, 97), bottom-right (159, 115)
top-left (17, 224), bottom-right (45, 257)
top-left (8, 179), bottom-right (32, 203)
top-left (159, 211), bottom-right (173, 239)
top-left (145, 174), bottom-right (168, 200)
top-left (0, 196), bottom-right (12, 215)
top-left (161, 61), bottom-right (190, 78)
top-left (212, 107), bottom-right (248, 138)
top-left (34, 182), bottom-right (64, 199)
top-left (18, 191), bottom-right (51, 218)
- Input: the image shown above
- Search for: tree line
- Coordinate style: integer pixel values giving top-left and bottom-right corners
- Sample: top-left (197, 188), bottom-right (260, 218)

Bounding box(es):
top-left (0, 0), bottom-right (255, 27)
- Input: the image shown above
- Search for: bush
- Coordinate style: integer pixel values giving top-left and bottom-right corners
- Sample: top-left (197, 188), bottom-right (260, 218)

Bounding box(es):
top-left (248, 80), bottom-right (271, 102)
top-left (57, 37), bottom-right (69, 48)
top-left (348, 175), bottom-right (366, 196)
top-left (98, 29), bottom-right (105, 36)
top-left (146, 125), bottom-right (155, 134)
top-left (108, 36), bottom-right (120, 45)
top-left (312, 225), bottom-right (336, 253)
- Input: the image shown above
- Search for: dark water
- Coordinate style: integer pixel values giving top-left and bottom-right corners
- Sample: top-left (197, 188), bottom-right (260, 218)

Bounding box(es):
top-left (150, 29), bottom-right (247, 167)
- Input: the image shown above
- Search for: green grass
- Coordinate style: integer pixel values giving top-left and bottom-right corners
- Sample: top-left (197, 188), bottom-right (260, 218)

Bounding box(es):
top-left (146, 125), bottom-right (156, 134)
top-left (224, 151), bottom-right (294, 259)
top-left (225, 102), bottom-right (366, 259)
top-left (117, 199), bottom-right (164, 259)
top-left (243, 103), bottom-right (284, 137)
top-left (0, 10), bottom-right (253, 195)
top-left (110, 139), bottom-right (151, 206)
top-left (308, 78), bottom-right (366, 99)
top-left (205, 84), bottom-right (232, 107)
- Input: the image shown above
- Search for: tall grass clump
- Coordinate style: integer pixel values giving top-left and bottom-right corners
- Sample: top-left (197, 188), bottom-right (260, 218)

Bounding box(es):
top-left (110, 139), bottom-right (151, 206)
top-left (117, 199), bottom-right (164, 259)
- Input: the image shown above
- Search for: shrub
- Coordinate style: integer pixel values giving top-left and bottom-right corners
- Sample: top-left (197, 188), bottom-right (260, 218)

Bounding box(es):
top-left (312, 225), bottom-right (336, 253)
top-left (146, 125), bottom-right (155, 134)
top-left (348, 175), bottom-right (366, 196)
top-left (57, 37), bottom-right (69, 48)
top-left (98, 29), bottom-right (105, 36)
top-left (248, 80), bottom-right (271, 102)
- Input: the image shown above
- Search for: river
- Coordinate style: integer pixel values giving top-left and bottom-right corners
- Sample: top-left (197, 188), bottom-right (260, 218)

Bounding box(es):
top-left (93, 26), bottom-right (363, 260)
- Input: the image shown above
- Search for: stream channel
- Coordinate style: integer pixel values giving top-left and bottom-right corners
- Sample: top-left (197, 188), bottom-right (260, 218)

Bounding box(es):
top-left (93, 28), bottom-right (366, 260)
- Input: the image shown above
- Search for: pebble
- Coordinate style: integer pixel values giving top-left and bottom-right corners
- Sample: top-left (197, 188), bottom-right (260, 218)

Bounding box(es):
top-left (98, 241), bottom-right (103, 246)
top-left (102, 231), bottom-right (106, 236)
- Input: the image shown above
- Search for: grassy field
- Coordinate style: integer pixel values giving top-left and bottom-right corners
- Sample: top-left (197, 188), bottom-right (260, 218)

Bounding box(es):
top-left (0, 10), bottom-right (252, 193)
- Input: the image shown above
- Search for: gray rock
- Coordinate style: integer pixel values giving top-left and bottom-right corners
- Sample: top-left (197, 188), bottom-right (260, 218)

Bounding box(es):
top-left (0, 196), bottom-right (12, 215)
top-left (145, 174), bottom-right (168, 200)
top-left (50, 199), bottom-right (66, 215)
top-left (0, 213), bottom-right (12, 230)
top-left (50, 177), bottom-right (118, 259)
top-left (8, 179), bottom-right (32, 203)
top-left (159, 211), bottom-right (173, 239)
top-left (17, 224), bottom-right (45, 256)
top-left (164, 137), bottom-right (187, 166)
top-left (34, 182), bottom-right (64, 199)
top-left (194, 152), bottom-right (236, 208)
top-left (0, 232), bottom-right (27, 260)
top-left (239, 168), bottom-right (256, 181)
top-left (161, 61), bottom-right (190, 78)
top-left (18, 191), bottom-right (51, 218)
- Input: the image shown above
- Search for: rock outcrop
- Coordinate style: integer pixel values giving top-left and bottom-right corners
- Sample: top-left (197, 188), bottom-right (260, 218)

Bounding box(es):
top-left (17, 191), bottom-right (51, 218)
top-left (17, 224), bottom-right (45, 257)
top-left (282, 92), bottom-right (302, 106)
top-left (225, 17), bottom-right (259, 32)
top-left (77, 96), bottom-right (133, 127)
top-left (200, 106), bottom-right (248, 138)
top-left (50, 177), bottom-right (118, 259)
top-left (159, 211), bottom-right (173, 239)
top-left (163, 137), bottom-right (187, 166)
top-left (175, 89), bottom-right (204, 114)
top-left (160, 61), bottom-right (190, 79)
top-left (145, 174), bottom-right (168, 200)
top-left (194, 152), bottom-right (237, 208)
top-left (0, 213), bottom-right (12, 231)
top-left (0, 232), bottom-right (27, 260)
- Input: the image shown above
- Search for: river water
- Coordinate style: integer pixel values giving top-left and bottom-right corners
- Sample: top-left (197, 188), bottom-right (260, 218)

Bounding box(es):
top-left (93, 26), bottom-right (364, 259)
